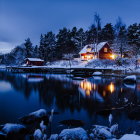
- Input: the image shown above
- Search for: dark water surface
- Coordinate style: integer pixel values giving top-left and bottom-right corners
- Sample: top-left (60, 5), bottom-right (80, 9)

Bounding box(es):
top-left (0, 70), bottom-right (140, 134)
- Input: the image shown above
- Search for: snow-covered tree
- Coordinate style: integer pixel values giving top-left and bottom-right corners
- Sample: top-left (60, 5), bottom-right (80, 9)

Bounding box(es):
top-left (44, 32), bottom-right (56, 61)
top-left (101, 23), bottom-right (114, 43)
top-left (24, 38), bottom-right (33, 58)
top-left (39, 34), bottom-right (46, 60)
top-left (114, 17), bottom-right (128, 57)
top-left (33, 45), bottom-right (39, 58)
top-left (56, 27), bottom-right (75, 59)
top-left (118, 25), bottom-right (128, 57)
top-left (127, 23), bottom-right (140, 56)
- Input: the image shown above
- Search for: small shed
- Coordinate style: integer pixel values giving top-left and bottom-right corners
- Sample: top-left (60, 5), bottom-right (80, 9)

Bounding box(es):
top-left (25, 58), bottom-right (44, 66)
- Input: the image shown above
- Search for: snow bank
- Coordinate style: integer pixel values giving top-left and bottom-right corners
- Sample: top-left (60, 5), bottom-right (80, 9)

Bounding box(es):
top-left (99, 128), bottom-right (112, 138)
top-left (72, 77), bottom-right (84, 80)
top-left (40, 121), bottom-right (46, 133)
top-left (2, 123), bottom-right (25, 134)
top-left (110, 124), bottom-right (118, 134)
top-left (20, 109), bottom-right (48, 124)
top-left (29, 109), bottom-right (47, 118)
top-left (119, 134), bottom-right (140, 140)
top-left (59, 127), bottom-right (88, 140)
top-left (49, 134), bottom-right (58, 140)
top-left (33, 129), bottom-right (43, 140)
top-left (92, 125), bottom-right (112, 139)
top-left (93, 71), bottom-right (102, 76)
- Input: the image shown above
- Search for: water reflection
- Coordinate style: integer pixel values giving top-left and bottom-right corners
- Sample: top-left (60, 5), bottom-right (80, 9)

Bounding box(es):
top-left (0, 81), bottom-right (12, 92)
top-left (0, 71), bottom-right (140, 134)
top-left (108, 82), bottom-right (115, 93)
top-left (80, 80), bottom-right (93, 96)
top-left (79, 79), bottom-right (116, 99)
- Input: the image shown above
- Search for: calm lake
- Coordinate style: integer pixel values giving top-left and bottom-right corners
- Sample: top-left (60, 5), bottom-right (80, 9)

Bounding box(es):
top-left (0, 70), bottom-right (140, 134)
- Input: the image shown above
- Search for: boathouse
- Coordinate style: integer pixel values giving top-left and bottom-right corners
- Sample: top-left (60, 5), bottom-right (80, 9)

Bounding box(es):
top-left (25, 58), bottom-right (44, 66)
top-left (79, 42), bottom-right (115, 61)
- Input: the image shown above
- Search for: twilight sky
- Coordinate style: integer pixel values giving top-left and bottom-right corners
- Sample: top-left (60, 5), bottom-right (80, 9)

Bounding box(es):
top-left (0, 0), bottom-right (140, 53)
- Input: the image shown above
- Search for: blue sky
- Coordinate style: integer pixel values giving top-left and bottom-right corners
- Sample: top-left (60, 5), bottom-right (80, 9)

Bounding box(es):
top-left (0, 0), bottom-right (140, 53)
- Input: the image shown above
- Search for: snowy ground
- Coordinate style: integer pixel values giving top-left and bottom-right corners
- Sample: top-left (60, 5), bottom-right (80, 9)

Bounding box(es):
top-left (1, 58), bottom-right (140, 73)
top-left (45, 59), bottom-right (140, 72)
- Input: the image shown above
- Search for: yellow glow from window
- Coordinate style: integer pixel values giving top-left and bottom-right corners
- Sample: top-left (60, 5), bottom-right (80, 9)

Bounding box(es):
top-left (104, 48), bottom-right (108, 52)
top-left (81, 56), bottom-right (85, 59)
top-left (111, 54), bottom-right (115, 59)
top-left (87, 55), bottom-right (91, 59)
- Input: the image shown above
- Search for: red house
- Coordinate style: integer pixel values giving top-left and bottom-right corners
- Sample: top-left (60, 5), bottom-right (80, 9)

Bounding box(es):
top-left (79, 42), bottom-right (115, 60)
top-left (25, 58), bottom-right (44, 66)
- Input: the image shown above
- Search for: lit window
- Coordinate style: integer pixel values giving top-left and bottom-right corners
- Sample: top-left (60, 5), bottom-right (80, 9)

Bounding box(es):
top-left (104, 48), bottom-right (107, 52)
top-left (81, 56), bottom-right (85, 59)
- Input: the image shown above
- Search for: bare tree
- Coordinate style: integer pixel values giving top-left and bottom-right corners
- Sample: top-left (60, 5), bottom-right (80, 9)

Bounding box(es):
top-left (93, 12), bottom-right (101, 58)
top-left (115, 17), bottom-right (127, 58)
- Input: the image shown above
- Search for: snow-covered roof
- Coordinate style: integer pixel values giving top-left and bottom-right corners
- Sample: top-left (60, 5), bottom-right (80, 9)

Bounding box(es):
top-left (26, 58), bottom-right (44, 62)
top-left (79, 42), bottom-right (108, 54)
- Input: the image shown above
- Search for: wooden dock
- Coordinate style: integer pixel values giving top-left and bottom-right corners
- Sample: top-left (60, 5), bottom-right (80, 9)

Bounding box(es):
top-left (6, 66), bottom-right (126, 76)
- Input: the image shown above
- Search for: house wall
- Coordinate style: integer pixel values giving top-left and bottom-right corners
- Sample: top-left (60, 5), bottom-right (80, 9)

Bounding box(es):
top-left (26, 60), bottom-right (44, 66)
top-left (99, 44), bottom-right (113, 59)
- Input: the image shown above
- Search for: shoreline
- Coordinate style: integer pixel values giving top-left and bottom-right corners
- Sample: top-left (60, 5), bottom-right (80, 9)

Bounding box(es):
top-left (0, 109), bottom-right (140, 140)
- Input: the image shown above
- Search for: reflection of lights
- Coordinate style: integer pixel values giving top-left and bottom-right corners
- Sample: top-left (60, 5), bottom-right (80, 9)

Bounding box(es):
top-left (103, 90), bottom-right (106, 97)
top-left (80, 80), bottom-right (94, 96)
top-left (108, 82), bottom-right (115, 93)
top-left (93, 84), bottom-right (96, 90)
top-left (121, 88), bottom-right (123, 93)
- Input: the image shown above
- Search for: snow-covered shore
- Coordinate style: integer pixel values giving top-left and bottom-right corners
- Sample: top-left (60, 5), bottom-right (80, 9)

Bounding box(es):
top-left (1, 57), bottom-right (140, 73)
top-left (0, 109), bottom-right (140, 140)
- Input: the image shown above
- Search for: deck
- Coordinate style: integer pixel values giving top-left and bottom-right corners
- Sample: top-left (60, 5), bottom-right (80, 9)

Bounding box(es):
top-left (6, 66), bottom-right (126, 77)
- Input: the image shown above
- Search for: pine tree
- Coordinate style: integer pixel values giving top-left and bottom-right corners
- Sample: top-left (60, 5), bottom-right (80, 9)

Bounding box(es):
top-left (56, 28), bottom-right (74, 59)
top-left (24, 38), bottom-right (33, 58)
top-left (70, 27), bottom-right (82, 52)
top-left (44, 31), bottom-right (56, 61)
top-left (127, 23), bottom-right (140, 56)
top-left (38, 34), bottom-right (45, 60)
top-left (101, 23), bottom-right (114, 43)
top-left (33, 45), bottom-right (39, 58)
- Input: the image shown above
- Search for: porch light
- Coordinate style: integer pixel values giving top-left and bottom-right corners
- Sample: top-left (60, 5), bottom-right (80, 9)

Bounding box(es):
top-left (111, 54), bottom-right (115, 59)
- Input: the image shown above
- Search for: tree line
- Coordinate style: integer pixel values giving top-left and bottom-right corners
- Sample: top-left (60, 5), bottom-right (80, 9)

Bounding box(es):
top-left (1, 13), bottom-right (140, 65)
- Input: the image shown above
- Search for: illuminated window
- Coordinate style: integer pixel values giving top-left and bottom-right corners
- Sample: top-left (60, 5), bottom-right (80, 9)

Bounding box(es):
top-left (86, 46), bottom-right (92, 52)
top-left (104, 48), bottom-right (107, 52)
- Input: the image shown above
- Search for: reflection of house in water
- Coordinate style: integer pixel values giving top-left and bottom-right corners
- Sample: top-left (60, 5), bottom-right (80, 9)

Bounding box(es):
top-left (79, 79), bottom-right (116, 102)
top-left (22, 74), bottom-right (45, 83)
top-left (80, 80), bottom-right (93, 96)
